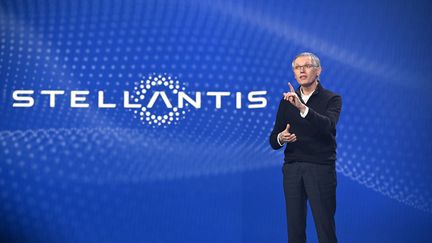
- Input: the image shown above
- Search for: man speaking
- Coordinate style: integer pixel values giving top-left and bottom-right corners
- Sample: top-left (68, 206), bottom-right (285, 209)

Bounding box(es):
top-left (269, 52), bottom-right (342, 243)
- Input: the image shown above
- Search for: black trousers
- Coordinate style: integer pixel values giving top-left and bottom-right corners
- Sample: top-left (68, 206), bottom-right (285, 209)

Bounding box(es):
top-left (282, 161), bottom-right (338, 243)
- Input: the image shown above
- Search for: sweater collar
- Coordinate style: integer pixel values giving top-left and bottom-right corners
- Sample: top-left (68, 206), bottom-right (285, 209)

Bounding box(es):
top-left (296, 81), bottom-right (321, 97)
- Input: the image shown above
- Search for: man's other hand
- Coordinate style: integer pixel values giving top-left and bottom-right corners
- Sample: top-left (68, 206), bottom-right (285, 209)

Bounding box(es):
top-left (279, 124), bottom-right (297, 144)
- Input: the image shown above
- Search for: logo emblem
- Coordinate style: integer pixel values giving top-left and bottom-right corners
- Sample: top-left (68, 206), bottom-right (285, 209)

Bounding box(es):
top-left (130, 74), bottom-right (187, 127)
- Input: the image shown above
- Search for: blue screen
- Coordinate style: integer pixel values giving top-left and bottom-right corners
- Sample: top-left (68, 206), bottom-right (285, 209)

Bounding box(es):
top-left (1, 0), bottom-right (431, 242)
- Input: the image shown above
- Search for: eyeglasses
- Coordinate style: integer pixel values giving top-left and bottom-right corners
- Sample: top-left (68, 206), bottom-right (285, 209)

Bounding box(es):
top-left (293, 64), bottom-right (318, 71)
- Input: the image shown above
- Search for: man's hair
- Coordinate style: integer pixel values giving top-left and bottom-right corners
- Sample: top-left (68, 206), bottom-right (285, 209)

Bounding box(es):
top-left (291, 52), bottom-right (321, 68)
top-left (291, 52), bottom-right (321, 81)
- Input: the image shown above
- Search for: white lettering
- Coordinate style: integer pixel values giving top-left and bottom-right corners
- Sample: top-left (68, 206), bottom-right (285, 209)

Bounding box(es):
top-left (123, 91), bottom-right (141, 108)
top-left (147, 91), bottom-right (173, 108)
top-left (178, 91), bottom-right (201, 108)
top-left (248, 91), bottom-right (267, 109)
top-left (12, 90), bottom-right (34, 107)
top-left (236, 92), bottom-right (242, 109)
top-left (206, 91), bottom-right (230, 109)
top-left (71, 90), bottom-right (89, 108)
top-left (40, 90), bottom-right (65, 108)
top-left (98, 91), bottom-right (116, 108)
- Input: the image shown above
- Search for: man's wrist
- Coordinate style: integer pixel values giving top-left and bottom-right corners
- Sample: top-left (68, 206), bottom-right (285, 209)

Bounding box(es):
top-left (300, 106), bottom-right (309, 118)
top-left (277, 133), bottom-right (284, 146)
top-left (299, 104), bottom-right (306, 113)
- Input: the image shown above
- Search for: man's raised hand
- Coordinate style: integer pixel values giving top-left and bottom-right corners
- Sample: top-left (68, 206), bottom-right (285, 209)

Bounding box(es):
top-left (283, 82), bottom-right (306, 113)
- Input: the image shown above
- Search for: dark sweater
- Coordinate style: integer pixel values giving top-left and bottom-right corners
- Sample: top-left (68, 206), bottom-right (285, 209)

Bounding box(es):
top-left (269, 82), bottom-right (342, 165)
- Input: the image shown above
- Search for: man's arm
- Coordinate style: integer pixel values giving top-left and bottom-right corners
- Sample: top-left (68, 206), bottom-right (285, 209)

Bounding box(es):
top-left (283, 83), bottom-right (342, 134)
top-left (304, 95), bottom-right (342, 134)
top-left (269, 99), bottom-right (287, 150)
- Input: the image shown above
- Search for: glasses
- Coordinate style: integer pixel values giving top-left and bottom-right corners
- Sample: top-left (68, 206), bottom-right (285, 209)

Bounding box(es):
top-left (293, 64), bottom-right (318, 71)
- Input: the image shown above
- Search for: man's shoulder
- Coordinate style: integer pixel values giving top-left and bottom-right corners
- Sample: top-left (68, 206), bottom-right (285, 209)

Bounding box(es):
top-left (319, 84), bottom-right (341, 99)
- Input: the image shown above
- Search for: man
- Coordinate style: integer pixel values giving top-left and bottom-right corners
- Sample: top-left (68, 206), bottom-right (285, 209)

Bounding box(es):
top-left (269, 52), bottom-right (342, 243)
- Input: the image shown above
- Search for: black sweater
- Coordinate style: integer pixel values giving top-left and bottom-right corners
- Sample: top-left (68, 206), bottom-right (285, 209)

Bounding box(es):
top-left (269, 82), bottom-right (342, 165)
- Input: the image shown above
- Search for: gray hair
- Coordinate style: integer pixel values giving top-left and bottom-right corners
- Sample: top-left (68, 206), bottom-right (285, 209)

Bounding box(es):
top-left (291, 52), bottom-right (321, 69)
top-left (291, 52), bottom-right (321, 81)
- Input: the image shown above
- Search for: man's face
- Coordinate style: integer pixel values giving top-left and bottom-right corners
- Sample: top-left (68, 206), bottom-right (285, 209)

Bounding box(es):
top-left (292, 56), bottom-right (321, 87)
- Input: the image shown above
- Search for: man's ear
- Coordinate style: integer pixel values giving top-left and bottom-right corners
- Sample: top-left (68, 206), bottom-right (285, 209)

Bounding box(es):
top-left (316, 67), bottom-right (322, 77)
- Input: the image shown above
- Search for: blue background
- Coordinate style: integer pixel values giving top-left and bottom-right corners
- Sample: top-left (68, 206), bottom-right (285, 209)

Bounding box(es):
top-left (1, 0), bottom-right (432, 242)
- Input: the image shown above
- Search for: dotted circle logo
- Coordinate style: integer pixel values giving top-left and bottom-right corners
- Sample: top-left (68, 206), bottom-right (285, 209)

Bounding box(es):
top-left (130, 74), bottom-right (187, 127)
